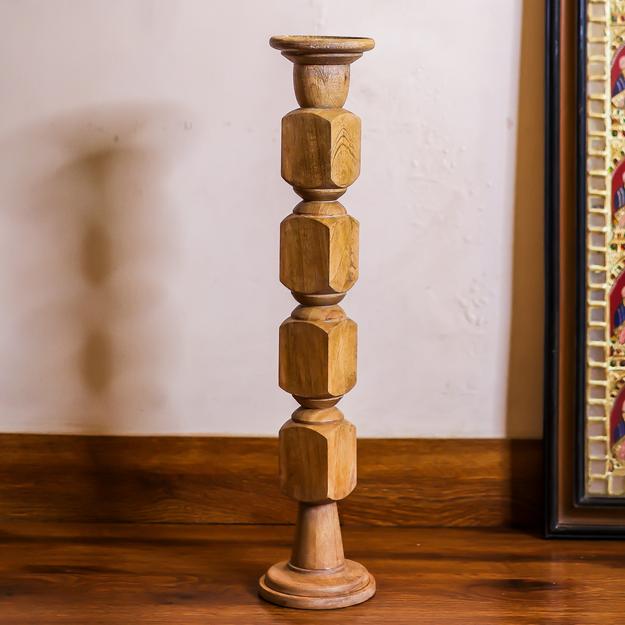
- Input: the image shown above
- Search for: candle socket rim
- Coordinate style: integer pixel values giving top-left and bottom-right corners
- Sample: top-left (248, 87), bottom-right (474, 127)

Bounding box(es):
top-left (270, 35), bottom-right (375, 53)
top-left (270, 35), bottom-right (374, 65)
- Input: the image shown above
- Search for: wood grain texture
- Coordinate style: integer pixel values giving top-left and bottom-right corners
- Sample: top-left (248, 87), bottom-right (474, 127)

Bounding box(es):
top-left (280, 213), bottom-right (359, 294)
top-left (279, 312), bottom-right (357, 399)
top-left (0, 521), bottom-right (621, 624)
top-left (281, 109), bottom-right (361, 191)
top-left (293, 64), bottom-right (351, 108)
top-left (279, 419), bottom-right (357, 502)
top-left (0, 435), bottom-right (541, 528)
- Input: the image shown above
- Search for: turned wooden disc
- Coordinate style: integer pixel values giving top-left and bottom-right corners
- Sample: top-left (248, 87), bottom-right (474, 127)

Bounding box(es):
top-left (258, 559), bottom-right (375, 610)
top-left (269, 35), bottom-right (375, 54)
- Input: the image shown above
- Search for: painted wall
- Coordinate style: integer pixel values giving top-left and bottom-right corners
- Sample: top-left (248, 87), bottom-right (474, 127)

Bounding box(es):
top-left (0, 0), bottom-right (544, 437)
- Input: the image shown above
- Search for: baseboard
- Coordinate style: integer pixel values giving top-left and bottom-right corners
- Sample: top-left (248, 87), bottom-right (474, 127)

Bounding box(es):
top-left (0, 434), bottom-right (542, 528)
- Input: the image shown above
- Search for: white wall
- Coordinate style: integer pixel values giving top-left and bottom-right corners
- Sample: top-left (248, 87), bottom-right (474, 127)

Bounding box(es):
top-left (0, 0), bottom-right (544, 437)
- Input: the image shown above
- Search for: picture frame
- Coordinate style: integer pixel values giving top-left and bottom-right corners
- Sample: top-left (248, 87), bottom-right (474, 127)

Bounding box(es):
top-left (545, 0), bottom-right (625, 536)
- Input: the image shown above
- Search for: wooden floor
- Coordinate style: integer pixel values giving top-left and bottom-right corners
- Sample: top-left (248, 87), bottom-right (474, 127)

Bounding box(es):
top-left (0, 522), bottom-right (622, 624)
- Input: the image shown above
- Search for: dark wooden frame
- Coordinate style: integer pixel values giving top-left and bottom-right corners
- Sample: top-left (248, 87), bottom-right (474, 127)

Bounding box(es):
top-left (545, 0), bottom-right (625, 536)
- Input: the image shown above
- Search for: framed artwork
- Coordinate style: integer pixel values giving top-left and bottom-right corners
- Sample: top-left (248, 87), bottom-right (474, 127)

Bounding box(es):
top-left (545, 0), bottom-right (625, 535)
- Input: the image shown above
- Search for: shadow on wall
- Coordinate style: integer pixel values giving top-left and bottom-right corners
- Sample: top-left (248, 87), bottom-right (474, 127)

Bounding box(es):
top-left (0, 103), bottom-right (193, 518)
top-left (506, 0), bottom-right (545, 440)
top-left (506, 0), bottom-right (545, 528)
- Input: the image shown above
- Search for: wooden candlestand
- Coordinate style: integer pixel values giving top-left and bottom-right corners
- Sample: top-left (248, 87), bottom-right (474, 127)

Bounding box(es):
top-left (259, 35), bottom-right (375, 610)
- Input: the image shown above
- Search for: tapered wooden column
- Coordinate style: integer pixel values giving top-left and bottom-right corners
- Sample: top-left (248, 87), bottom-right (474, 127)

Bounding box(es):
top-left (259, 35), bottom-right (375, 610)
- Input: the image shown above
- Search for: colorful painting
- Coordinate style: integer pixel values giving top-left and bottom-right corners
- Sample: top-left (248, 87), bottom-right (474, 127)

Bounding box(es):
top-left (582, 0), bottom-right (625, 497)
top-left (612, 159), bottom-right (625, 227)
top-left (611, 269), bottom-right (625, 347)
top-left (545, 0), bottom-right (625, 534)
top-left (610, 385), bottom-right (625, 462)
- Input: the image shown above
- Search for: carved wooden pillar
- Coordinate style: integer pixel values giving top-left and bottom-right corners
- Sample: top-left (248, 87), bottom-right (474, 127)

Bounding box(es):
top-left (259, 35), bottom-right (375, 610)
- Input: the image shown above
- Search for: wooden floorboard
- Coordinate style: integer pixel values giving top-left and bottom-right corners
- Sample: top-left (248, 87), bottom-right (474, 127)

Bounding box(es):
top-left (0, 522), bottom-right (620, 624)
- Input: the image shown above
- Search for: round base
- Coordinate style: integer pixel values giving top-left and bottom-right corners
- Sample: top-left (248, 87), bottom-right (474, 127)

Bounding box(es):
top-left (258, 560), bottom-right (376, 610)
